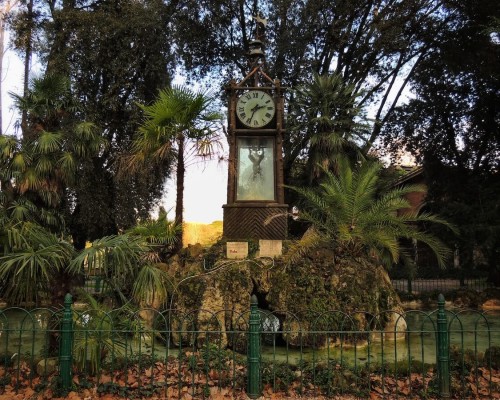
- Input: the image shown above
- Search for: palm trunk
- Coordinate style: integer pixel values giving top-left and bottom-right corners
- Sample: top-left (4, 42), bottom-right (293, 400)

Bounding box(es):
top-left (174, 134), bottom-right (185, 252)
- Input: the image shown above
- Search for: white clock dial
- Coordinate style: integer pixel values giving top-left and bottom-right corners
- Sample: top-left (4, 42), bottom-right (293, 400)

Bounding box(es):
top-left (236, 90), bottom-right (276, 128)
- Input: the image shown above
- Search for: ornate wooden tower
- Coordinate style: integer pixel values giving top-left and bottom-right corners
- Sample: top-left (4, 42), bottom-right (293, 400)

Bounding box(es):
top-left (223, 17), bottom-right (288, 240)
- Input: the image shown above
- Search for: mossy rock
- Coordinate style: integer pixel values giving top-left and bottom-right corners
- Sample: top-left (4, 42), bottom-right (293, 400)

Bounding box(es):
top-left (165, 241), bottom-right (405, 348)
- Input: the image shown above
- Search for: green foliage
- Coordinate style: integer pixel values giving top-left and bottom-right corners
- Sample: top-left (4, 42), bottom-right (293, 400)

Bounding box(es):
top-left (126, 207), bottom-right (180, 253)
top-left (72, 292), bottom-right (129, 375)
top-left (68, 234), bottom-right (146, 280)
top-left (138, 86), bottom-right (220, 136)
top-left (1, 75), bottom-right (106, 235)
top-left (132, 85), bottom-right (221, 165)
top-left (173, 0), bottom-right (451, 167)
top-left (287, 158), bottom-right (455, 269)
top-left (130, 85), bottom-right (221, 251)
top-left (261, 361), bottom-right (296, 392)
top-left (0, 222), bottom-right (74, 304)
top-left (68, 232), bottom-right (172, 306)
top-left (381, 1), bottom-right (500, 283)
top-left (0, 202), bottom-right (176, 305)
top-left (10, 74), bottom-right (77, 129)
top-left (287, 73), bottom-right (367, 185)
top-left (10, 0), bottom-right (178, 244)
top-left (131, 264), bottom-right (171, 306)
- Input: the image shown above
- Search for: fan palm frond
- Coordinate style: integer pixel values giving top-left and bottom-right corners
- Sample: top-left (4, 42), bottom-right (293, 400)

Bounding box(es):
top-left (132, 264), bottom-right (171, 306)
top-left (289, 158), bottom-right (455, 269)
top-left (0, 222), bottom-right (74, 304)
top-left (68, 234), bottom-right (147, 287)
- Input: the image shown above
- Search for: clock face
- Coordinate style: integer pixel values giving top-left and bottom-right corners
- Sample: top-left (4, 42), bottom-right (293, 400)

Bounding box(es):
top-left (236, 90), bottom-right (276, 128)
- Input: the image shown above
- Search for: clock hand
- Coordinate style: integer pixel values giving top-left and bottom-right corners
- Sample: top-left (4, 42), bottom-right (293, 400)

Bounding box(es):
top-left (250, 104), bottom-right (260, 113)
top-left (248, 104), bottom-right (263, 123)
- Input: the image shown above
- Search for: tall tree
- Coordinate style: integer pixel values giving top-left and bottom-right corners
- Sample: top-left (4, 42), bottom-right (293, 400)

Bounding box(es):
top-left (287, 72), bottom-right (367, 186)
top-left (8, 0), bottom-right (36, 136)
top-left (9, 0), bottom-right (180, 244)
top-left (1, 74), bottom-right (106, 230)
top-left (382, 0), bottom-right (500, 283)
top-left (130, 86), bottom-right (221, 251)
top-left (173, 0), bottom-right (451, 160)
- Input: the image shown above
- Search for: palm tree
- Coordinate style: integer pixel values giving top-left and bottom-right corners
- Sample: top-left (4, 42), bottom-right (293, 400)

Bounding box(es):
top-left (0, 221), bottom-right (75, 305)
top-left (68, 214), bottom-right (178, 307)
top-left (0, 214), bottom-right (177, 306)
top-left (1, 75), bottom-right (107, 230)
top-left (289, 73), bottom-right (368, 184)
top-left (11, 74), bottom-right (79, 139)
top-left (287, 157), bottom-right (455, 269)
top-left (129, 85), bottom-right (221, 251)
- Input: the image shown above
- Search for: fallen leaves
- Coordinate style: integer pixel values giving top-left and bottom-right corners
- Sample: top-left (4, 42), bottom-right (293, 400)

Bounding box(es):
top-left (0, 351), bottom-right (498, 399)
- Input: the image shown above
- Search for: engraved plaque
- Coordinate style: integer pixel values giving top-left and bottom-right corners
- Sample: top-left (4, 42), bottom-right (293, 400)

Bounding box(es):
top-left (259, 239), bottom-right (282, 257)
top-left (227, 242), bottom-right (248, 259)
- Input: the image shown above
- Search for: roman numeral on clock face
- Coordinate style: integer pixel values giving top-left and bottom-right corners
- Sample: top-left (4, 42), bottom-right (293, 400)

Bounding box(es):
top-left (236, 90), bottom-right (275, 127)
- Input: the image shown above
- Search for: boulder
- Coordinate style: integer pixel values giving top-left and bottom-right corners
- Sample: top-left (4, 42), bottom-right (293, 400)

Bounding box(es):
top-left (167, 240), bottom-right (406, 349)
top-left (482, 299), bottom-right (500, 311)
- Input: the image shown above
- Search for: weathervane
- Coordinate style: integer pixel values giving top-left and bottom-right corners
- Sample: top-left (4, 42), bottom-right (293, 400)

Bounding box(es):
top-left (246, 14), bottom-right (271, 87)
top-left (253, 14), bottom-right (267, 42)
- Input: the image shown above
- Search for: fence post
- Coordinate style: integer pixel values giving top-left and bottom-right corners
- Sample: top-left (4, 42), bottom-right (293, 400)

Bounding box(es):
top-left (247, 294), bottom-right (261, 399)
top-left (407, 276), bottom-right (413, 294)
top-left (60, 293), bottom-right (73, 392)
top-left (436, 293), bottom-right (450, 398)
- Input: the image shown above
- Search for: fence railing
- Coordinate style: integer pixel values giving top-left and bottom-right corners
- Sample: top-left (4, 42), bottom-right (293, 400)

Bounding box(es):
top-left (391, 278), bottom-right (495, 294)
top-left (0, 293), bottom-right (499, 399)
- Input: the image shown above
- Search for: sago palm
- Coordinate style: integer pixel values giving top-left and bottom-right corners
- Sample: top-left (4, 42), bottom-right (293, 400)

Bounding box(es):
top-left (287, 158), bottom-right (455, 269)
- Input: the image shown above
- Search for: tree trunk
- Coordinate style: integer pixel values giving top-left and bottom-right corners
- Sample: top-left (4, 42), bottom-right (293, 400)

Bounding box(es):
top-left (21, 0), bottom-right (33, 139)
top-left (174, 134), bottom-right (185, 253)
top-left (0, 8), bottom-right (4, 136)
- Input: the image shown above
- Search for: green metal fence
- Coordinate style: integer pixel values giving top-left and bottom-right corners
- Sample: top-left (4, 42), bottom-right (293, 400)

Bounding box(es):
top-left (0, 293), bottom-right (499, 399)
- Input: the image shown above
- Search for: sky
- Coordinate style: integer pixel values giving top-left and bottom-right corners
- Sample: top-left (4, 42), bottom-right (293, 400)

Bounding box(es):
top-left (162, 159), bottom-right (227, 223)
top-left (1, 31), bottom-right (227, 224)
top-left (1, 31), bottom-right (24, 136)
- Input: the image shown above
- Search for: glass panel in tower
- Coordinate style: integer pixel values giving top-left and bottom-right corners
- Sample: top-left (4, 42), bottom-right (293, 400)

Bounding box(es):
top-left (236, 137), bottom-right (275, 201)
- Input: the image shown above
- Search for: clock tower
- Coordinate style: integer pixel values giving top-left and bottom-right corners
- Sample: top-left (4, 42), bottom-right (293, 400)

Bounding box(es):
top-left (223, 16), bottom-right (288, 240)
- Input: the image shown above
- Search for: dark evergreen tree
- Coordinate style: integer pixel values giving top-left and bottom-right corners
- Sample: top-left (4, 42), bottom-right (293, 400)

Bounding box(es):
top-left (172, 0), bottom-right (451, 165)
top-left (382, 0), bottom-right (500, 284)
top-left (9, 0), bottom-right (179, 246)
